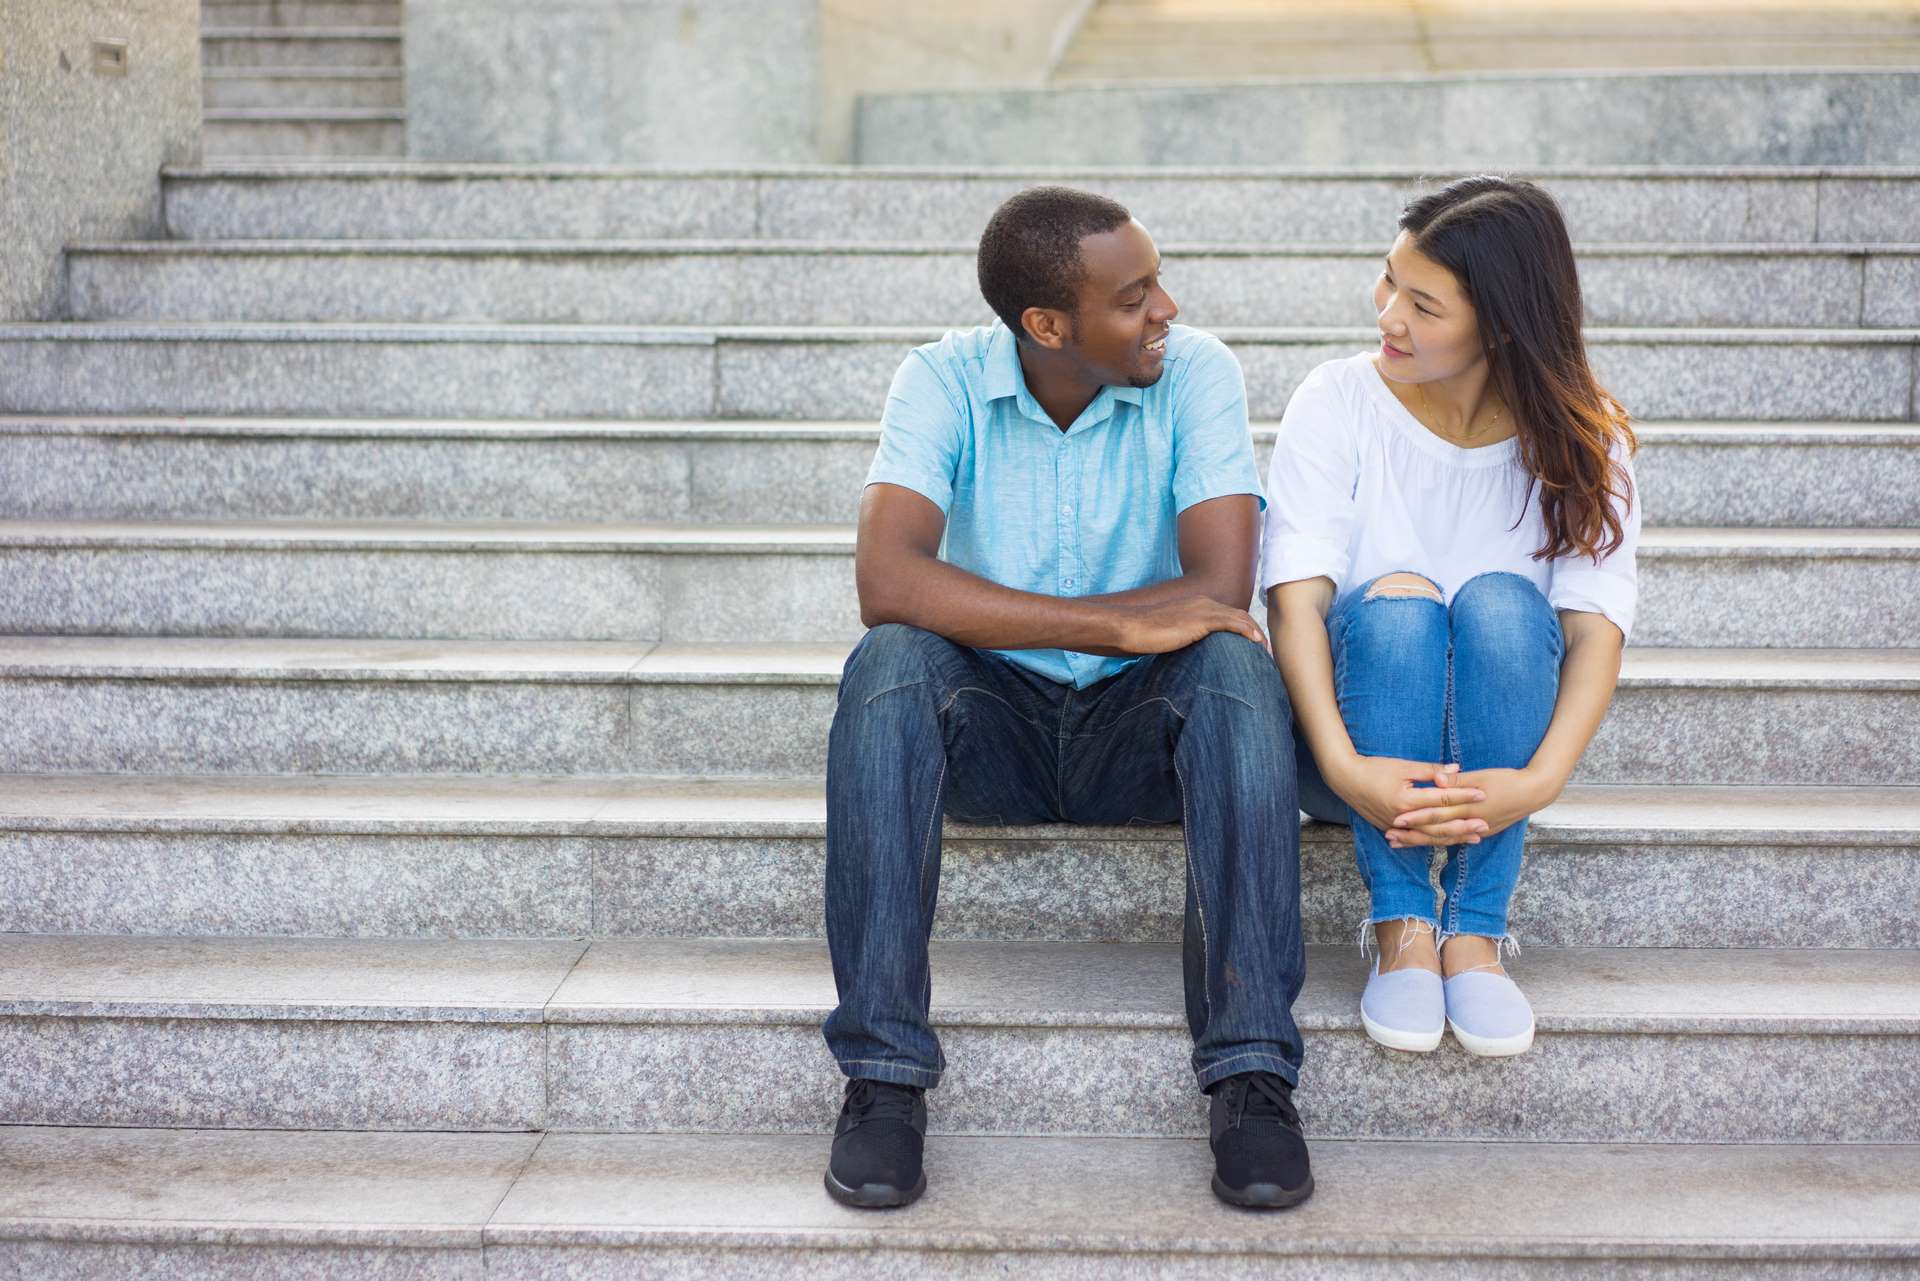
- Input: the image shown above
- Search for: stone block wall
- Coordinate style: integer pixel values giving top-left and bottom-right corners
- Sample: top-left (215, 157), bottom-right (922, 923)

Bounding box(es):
top-left (0, 0), bottom-right (201, 320)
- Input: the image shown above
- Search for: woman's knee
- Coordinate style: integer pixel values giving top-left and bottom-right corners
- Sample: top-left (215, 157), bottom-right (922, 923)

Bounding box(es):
top-left (1450, 573), bottom-right (1561, 662)
top-left (1340, 572), bottom-right (1448, 659)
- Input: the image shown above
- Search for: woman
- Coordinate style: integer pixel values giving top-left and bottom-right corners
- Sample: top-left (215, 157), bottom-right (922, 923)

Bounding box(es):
top-left (1262, 176), bottom-right (1639, 1057)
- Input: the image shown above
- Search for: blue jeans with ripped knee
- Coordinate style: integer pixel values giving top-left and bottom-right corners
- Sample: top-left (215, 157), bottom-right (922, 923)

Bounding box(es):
top-left (823, 623), bottom-right (1307, 1092)
top-left (1295, 572), bottom-right (1563, 947)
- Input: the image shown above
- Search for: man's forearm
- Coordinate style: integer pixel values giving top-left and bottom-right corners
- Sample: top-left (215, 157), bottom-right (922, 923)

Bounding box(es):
top-left (859, 551), bottom-right (1243, 655)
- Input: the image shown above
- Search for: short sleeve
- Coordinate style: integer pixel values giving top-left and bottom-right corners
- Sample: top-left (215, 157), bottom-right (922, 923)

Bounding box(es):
top-left (1259, 364), bottom-right (1361, 593)
top-left (865, 348), bottom-right (966, 515)
top-left (1170, 333), bottom-right (1265, 515)
top-left (1548, 447), bottom-right (1641, 640)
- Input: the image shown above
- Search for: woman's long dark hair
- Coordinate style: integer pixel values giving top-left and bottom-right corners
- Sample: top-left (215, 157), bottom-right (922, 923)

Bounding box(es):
top-left (1400, 176), bottom-right (1636, 563)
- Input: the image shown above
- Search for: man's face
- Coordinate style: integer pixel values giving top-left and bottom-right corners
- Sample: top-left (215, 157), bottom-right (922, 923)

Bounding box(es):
top-left (1062, 218), bottom-right (1179, 388)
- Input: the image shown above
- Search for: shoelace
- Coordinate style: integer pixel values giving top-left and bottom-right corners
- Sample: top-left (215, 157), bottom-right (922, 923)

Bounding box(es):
top-left (844, 1079), bottom-right (920, 1125)
top-left (1225, 1072), bottom-right (1300, 1130)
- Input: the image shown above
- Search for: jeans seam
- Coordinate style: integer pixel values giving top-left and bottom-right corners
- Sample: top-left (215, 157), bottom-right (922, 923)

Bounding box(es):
top-left (863, 676), bottom-right (930, 706)
top-left (915, 757), bottom-right (946, 906)
top-left (1173, 756), bottom-right (1213, 1035)
top-left (936, 682), bottom-right (1042, 727)
top-left (837, 1057), bottom-right (941, 1076)
top-left (1074, 693), bottom-right (1188, 739)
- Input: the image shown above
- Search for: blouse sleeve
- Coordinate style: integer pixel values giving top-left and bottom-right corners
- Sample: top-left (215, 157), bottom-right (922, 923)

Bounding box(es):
top-left (1259, 363), bottom-right (1361, 595)
top-left (1548, 446), bottom-right (1641, 640)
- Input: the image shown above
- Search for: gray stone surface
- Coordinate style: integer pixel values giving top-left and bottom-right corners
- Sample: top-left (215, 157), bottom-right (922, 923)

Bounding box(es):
top-left (204, 114), bottom-right (406, 158)
top-left (4, 1129), bottom-right (1916, 1279)
top-left (0, 1015), bottom-right (546, 1129)
top-left (0, 640), bottom-right (1908, 783)
top-left (0, 0), bottom-right (201, 320)
top-left (406, 0), bottom-right (818, 165)
top-left (4, 418), bottom-right (1914, 528)
top-left (0, 673), bottom-right (635, 774)
top-left (203, 0), bottom-right (404, 24)
top-left (539, 939), bottom-right (1920, 1141)
top-left (488, 1134), bottom-right (1920, 1264)
top-left (857, 71), bottom-right (1920, 167)
top-left (63, 242), bottom-right (1904, 329)
top-left (3, 775), bottom-right (1913, 947)
top-left (159, 164), bottom-right (1920, 247)
top-left (201, 31), bottom-right (401, 69)
top-left (0, 324), bottom-right (719, 419)
top-left (1, 521), bottom-right (1913, 647)
top-left (0, 1125), bottom-right (533, 1231)
top-left (202, 69), bottom-right (406, 110)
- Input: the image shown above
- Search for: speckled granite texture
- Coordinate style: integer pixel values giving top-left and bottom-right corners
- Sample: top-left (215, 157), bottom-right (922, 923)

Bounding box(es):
top-left (4, 421), bottom-right (1914, 528)
top-left (7, 1129), bottom-right (1917, 1279)
top-left (64, 245), bottom-right (1907, 330)
top-left (9, 533), bottom-right (1904, 645)
top-left (162, 167), bottom-right (1918, 246)
top-left (0, 1016), bottom-right (545, 1129)
top-left (0, 326), bottom-right (1912, 420)
top-left (858, 71), bottom-right (1920, 168)
top-left (0, 0), bottom-right (200, 320)
top-left (1, 661), bottom-right (1909, 782)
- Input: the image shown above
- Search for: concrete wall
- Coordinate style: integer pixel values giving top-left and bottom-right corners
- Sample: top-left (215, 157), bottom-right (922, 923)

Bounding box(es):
top-left (821, 0), bottom-right (1088, 162)
top-left (404, 0), bottom-right (1091, 164)
top-left (405, 0), bottom-right (822, 165)
top-left (0, 0), bottom-right (202, 320)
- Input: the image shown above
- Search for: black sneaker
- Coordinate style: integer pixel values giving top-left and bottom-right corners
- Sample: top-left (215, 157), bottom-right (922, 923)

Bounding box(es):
top-left (824, 1078), bottom-right (928, 1208)
top-left (1208, 1071), bottom-right (1313, 1209)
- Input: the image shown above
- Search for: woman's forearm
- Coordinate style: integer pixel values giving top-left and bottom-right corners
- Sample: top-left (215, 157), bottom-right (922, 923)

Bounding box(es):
top-left (1526, 610), bottom-right (1625, 793)
top-left (1266, 581), bottom-right (1358, 783)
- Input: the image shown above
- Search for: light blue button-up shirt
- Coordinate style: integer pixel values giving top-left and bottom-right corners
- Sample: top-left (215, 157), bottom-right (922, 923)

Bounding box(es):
top-left (864, 320), bottom-right (1265, 689)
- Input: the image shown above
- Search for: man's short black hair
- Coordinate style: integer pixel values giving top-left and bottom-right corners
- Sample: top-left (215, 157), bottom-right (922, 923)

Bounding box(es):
top-left (977, 186), bottom-right (1133, 340)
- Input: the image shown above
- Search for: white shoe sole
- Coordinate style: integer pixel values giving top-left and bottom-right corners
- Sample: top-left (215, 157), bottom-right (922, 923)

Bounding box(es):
top-left (1447, 1017), bottom-right (1535, 1057)
top-left (1361, 1009), bottom-right (1443, 1053)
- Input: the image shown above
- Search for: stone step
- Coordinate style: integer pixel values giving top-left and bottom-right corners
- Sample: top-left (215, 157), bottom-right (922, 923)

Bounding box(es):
top-left (1, 521), bottom-right (1912, 648)
top-left (2, 933), bottom-right (1916, 1140)
top-left (0, 638), bottom-right (1909, 785)
top-left (203, 110), bottom-right (406, 159)
top-left (857, 70), bottom-right (1920, 167)
top-left (4, 417), bottom-right (1916, 529)
top-left (7, 1128), bottom-right (1916, 1280)
top-left (0, 323), bottom-right (1912, 421)
top-left (63, 239), bottom-right (1920, 328)
top-left (202, 67), bottom-right (406, 110)
top-left (1059, 2), bottom-right (1920, 79)
top-left (201, 29), bottom-right (403, 69)
top-left (201, 0), bottom-right (402, 25)
top-left (4, 773), bottom-right (1913, 949)
top-left (158, 162), bottom-right (1920, 246)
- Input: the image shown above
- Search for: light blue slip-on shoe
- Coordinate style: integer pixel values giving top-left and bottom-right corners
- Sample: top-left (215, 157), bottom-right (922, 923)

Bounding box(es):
top-left (1443, 971), bottom-right (1536, 1057)
top-left (1360, 963), bottom-right (1444, 1053)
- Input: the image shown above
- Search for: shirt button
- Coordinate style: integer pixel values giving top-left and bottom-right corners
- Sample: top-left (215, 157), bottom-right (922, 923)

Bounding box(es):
top-left (1061, 504), bottom-right (1073, 515)
top-left (1064, 579), bottom-right (1075, 589)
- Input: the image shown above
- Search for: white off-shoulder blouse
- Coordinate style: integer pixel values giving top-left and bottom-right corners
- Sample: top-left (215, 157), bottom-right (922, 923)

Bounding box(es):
top-left (1259, 352), bottom-right (1640, 639)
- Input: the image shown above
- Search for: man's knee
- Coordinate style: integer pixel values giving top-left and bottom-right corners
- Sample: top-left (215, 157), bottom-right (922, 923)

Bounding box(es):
top-left (842, 623), bottom-right (952, 700)
top-left (1175, 630), bottom-right (1288, 711)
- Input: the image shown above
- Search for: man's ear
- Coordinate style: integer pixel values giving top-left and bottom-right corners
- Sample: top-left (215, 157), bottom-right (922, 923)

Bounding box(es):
top-left (1020, 306), bottom-right (1073, 351)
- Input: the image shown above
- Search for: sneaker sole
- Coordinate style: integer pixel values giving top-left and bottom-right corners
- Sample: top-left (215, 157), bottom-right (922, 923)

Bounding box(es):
top-left (824, 1167), bottom-right (927, 1209)
top-left (1447, 1016), bottom-right (1536, 1057)
top-left (1361, 1008), bottom-right (1443, 1053)
top-left (1211, 1171), bottom-right (1315, 1210)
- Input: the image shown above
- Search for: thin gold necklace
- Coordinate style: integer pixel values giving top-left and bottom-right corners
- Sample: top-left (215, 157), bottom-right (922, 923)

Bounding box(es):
top-left (1417, 381), bottom-right (1502, 440)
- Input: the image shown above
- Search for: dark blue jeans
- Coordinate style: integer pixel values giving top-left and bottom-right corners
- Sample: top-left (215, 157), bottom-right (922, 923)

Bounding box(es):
top-left (822, 623), bottom-right (1306, 1092)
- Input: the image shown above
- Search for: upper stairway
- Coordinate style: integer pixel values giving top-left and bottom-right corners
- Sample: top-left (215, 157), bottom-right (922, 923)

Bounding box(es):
top-left (200, 0), bottom-right (405, 158)
top-left (1054, 0), bottom-right (1920, 81)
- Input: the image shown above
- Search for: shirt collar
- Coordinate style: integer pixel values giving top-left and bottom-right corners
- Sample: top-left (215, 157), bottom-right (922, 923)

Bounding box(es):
top-left (983, 322), bottom-right (1148, 428)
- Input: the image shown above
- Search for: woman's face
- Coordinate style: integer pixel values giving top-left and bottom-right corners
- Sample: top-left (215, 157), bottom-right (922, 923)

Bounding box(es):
top-left (1372, 230), bottom-right (1484, 384)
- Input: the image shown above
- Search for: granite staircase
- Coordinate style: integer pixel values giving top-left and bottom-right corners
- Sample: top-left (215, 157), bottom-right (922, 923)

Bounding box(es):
top-left (200, 0), bottom-right (404, 159)
top-left (2, 137), bottom-right (1919, 1273)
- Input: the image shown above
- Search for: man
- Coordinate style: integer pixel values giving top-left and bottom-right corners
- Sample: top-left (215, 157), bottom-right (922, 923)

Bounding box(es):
top-left (822, 186), bottom-right (1310, 1210)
